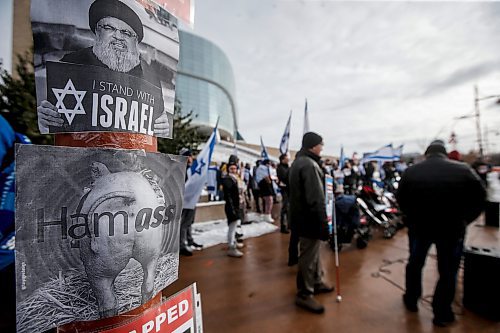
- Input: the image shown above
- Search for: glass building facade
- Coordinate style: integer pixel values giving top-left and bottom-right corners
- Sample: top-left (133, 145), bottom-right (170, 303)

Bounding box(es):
top-left (176, 30), bottom-right (237, 139)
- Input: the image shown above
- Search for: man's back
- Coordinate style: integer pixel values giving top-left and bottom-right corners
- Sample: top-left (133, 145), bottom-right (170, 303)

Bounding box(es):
top-left (397, 154), bottom-right (485, 236)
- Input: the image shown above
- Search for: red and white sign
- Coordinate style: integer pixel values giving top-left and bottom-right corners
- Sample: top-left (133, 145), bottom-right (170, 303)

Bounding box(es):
top-left (137, 0), bottom-right (195, 26)
top-left (102, 284), bottom-right (202, 333)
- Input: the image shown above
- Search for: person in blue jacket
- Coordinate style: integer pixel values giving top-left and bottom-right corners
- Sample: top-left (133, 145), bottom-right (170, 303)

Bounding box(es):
top-left (0, 115), bottom-right (31, 331)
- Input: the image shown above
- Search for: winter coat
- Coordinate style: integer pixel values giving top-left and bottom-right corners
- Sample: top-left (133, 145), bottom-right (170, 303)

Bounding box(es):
top-left (222, 174), bottom-right (242, 223)
top-left (396, 153), bottom-right (486, 239)
top-left (277, 162), bottom-right (290, 194)
top-left (335, 194), bottom-right (360, 228)
top-left (289, 149), bottom-right (328, 240)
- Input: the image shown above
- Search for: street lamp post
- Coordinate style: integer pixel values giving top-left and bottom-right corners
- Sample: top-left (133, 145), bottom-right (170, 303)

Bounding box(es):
top-left (474, 85), bottom-right (484, 158)
top-left (473, 85), bottom-right (500, 158)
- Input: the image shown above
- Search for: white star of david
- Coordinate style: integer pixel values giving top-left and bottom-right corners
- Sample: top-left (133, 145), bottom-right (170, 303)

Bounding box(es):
top-left (52, 79), bottom-right (87, 125)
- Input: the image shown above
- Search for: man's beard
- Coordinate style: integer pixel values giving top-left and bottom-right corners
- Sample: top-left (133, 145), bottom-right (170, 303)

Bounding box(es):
top-left (93, 39), bottom-right (141, 73)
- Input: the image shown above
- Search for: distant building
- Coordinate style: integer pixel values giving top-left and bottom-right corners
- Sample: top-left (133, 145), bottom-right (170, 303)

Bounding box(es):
top-left (177, 30), bottom-right (240, 141)
top-left (6, 1), bottom-right (242, 143)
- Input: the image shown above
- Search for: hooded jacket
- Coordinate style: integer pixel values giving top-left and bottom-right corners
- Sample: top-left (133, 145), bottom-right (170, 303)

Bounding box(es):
top-left (288, 148), bottom-right (328, 240)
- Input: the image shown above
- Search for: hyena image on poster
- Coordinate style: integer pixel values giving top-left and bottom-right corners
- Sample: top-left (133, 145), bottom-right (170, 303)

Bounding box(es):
top-left (15, 145), bottom-right (186, 333)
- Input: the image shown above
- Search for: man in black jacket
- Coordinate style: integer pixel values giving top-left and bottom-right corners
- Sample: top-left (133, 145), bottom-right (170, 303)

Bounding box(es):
top-left (397, 140), bottom-right (485, 327)
top-left (289, 132), bottom-right (334, 314)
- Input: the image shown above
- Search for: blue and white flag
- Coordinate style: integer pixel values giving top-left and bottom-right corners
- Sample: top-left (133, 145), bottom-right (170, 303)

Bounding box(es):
top-left (392, 144), bottom-right (404, 161)
top-left (362, 144), bottom-right (395, 163)
top-left (279, 111), bottom-right (292, 155)
top-left (303, 98), bottom-right (310, 135)
top-left (183, 125), bottom-right (219, 209)
top-left (206, 165), bottom-right (218, 196)
top-left (260, 136), bottom-right (269, 160)
top-left (339, 145), bottom-right (345, 169)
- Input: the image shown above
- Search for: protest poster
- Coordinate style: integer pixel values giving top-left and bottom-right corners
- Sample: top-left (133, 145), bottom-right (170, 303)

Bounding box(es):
top-left (32, 0), bottom-right (179, 138)
top-left (325, 175), bottom-right (334, 234)
top-left (99, 283), bottom-right (203, 333)
top-left (15, 144), bottom-right (187, 332)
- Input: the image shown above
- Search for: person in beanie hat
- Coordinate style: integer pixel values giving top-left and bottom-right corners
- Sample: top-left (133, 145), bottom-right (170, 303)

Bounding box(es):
top-left (289, 132), bottom-right (334, 313)
top-left (301, 132), bottom-right (323, 150)
top-left (223, 160), bottom-right (245, 257)
top-left (397, 139), bottom-right (485, 326)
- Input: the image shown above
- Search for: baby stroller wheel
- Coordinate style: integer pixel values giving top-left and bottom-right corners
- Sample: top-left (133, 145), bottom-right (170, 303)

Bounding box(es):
top-left (356, 237), bottom-right (368, 249)
top-left (383, 225), bottom-right (396, 239)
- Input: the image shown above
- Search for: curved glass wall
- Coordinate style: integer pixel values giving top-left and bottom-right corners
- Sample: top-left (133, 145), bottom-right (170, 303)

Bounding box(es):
top-left (176, 30), bottom-right (237, 138)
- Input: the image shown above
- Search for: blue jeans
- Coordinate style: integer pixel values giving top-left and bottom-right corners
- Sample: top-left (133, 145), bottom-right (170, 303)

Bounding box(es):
top-left (405, 229), bottom-right (464, 318)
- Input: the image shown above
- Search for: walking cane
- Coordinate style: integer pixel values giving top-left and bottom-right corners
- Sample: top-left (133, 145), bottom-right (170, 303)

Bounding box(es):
top-left (332, 193), bottom-right (342, 302)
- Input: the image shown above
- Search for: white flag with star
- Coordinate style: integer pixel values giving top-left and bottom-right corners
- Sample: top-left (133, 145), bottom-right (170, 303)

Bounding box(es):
top-left (182, 125), bottom-right (219, 209)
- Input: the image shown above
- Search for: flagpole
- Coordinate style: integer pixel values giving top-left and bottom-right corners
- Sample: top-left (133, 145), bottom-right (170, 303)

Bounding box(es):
top-left (214, 116), bottom-right (220, 130)
top-left (303, 98), bottom-right (310, 135)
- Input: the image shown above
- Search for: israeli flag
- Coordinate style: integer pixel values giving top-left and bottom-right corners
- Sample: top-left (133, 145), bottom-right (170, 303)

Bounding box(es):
top-left (260, 136), bottom-right (269, 160)
top-left (362, 144), bottom-right (395, 163)
top-left (339, 145), bottom-right (345, 169)
top-left (279, 111), bottom-right (292, 155)
top-left (183, 125), bottom-right (219, 209)
top-left (392, 144), bottom-right (404, 161)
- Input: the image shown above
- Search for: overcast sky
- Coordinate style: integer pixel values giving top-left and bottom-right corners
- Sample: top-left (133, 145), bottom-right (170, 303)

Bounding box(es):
top-left (187, 0), bottom-right (500, 157)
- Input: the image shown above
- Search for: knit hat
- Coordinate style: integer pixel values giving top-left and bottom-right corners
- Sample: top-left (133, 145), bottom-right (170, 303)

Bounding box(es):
top-left (302, 132), bottom-right (323, 149)
top-left (89, 0), bottom-right (144, 42)
top-left (179, 147), bottom-right (192, 157)
top-left (424, 139), bottom-right (447, 156)
top-left (448, 150), bottom-right (461, 161)
top-left (228, 154), bottom-right (238, 165)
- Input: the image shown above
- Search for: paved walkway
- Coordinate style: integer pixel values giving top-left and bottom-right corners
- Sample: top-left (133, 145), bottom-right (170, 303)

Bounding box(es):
top-left (163, 220), bottom-right (500, 333)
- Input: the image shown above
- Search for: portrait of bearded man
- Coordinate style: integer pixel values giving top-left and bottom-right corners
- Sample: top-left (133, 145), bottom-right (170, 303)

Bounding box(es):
top-left (37, 0), bottom-right (170, 137)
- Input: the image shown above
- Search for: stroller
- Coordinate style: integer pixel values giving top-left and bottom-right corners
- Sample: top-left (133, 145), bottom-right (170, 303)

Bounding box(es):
top-left (330, 193), bottom-right (371, 251)
top-left (356, 182), bottom-right (400, 239)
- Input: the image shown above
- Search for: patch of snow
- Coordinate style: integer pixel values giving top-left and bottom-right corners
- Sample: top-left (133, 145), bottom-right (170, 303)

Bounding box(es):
top-left (191, 213), bottom-right (279, 248)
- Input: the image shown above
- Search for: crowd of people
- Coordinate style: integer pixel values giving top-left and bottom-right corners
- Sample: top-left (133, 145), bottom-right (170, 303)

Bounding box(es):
top-left (1, 111), bottom-right (492, 328)
top-left (177, 132), bottom-right (490, 327)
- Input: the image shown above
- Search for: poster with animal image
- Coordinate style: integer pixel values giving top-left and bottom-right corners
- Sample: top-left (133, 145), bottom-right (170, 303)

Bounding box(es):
top-left (15, 144), bottom-right (187, 333)
top-left (32, 0), bottom-right (179, 138)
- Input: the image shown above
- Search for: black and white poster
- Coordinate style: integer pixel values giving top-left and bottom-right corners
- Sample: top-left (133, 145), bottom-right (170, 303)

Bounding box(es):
top-left (15, 144), bottom-right (186, 333)
top-left (32, 0), bottom-right (179, 138)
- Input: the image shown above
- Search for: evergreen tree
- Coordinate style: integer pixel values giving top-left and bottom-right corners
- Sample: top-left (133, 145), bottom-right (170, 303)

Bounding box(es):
top-left (157, 100), bottom-right (205, 155)
top-left (1, 53), bottom-right (205, 151)
top-left (0, 51), bottom-right (52, 145)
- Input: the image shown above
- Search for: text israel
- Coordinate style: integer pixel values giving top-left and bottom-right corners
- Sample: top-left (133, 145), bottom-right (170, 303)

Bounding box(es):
top-left (91, 80), bottom-right (156, 135)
